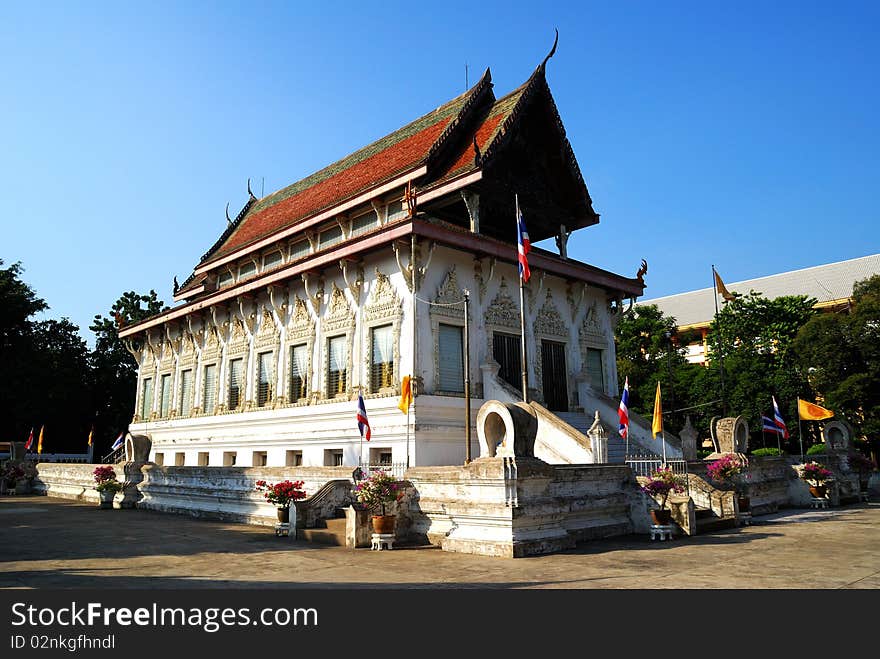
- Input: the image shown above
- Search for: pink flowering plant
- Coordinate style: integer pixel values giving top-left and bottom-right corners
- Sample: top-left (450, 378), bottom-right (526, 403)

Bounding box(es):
top-left (706, 454), bottom-right (750, 494)
top-left (640, 466), bottom-right (686, 510)
top-left (255, 479), bottom-right (307, 508)
top-left (801, 461), bottom-right (833, 487)
top-left (93, 465), bottom-right (123, 494)
top-left (354, 470), bottom-right (404, 516)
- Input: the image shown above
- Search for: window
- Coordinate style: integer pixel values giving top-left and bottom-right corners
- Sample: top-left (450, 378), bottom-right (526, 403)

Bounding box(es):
top-left (386, 199), bottom-right (406, 223)
top-left (252, 451), bottom-right (267, 467)
top-left (141, 378), bottom-right (153, 419)
top-left (289, 240), bottom-right (310, 260)
top-left (174, 452), bottom-right (185, 466)
top-left (223, 451), bottom-right (237, 466)
top-left (202, 364), bottom-right (217, 413)
top-left (262, 250), bottom-right (283, 270)
top-left (324, 449), bottom-right (344, 466)
top-left (257, 351), bottom-right (273, 407)
top-left (493, 332), bottom-right (521, 390)
top-left (585, 348), bottom-right (605, 391)
top-left (438, 324), bottom-right (464, 392)
top-left (159, 374), bottom-right (172, 417)
top-left (370, 325), bottom-right (394, 390)
top-left (289, 344), bottom-right (308, 401)
top-left (218, 270), bottom-right (234, 287)
top-left (238, 261), bottom-right (257, 279)
top-left (197, 452), bottom-right (209, 466)
top-left (154, 452), bottom-right (164, 466)
top-left (370, 448), bottom-right (392, 465)
top-left (286, 450), bottom-right (303, 467)
top-left (228, 358), bottom-right (243, 409)
top-left (327, 336), bottom-right (347, 396)
top-left (350, 211), bottom-right (377, 237)
top-left (179, 369), bottom-right (193, 416)
top-left (319, 225), bottom-right (343, 249)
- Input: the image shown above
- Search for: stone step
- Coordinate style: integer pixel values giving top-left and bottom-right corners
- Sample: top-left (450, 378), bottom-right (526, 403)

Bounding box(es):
top-left (695, 507), bottom-right (714, 519)
top-left (695, 516), bottom-right (738, 533)
top-left (554, 411), bottom-right (626, 464)
top-left (300, 518), bottom-right (348, 546)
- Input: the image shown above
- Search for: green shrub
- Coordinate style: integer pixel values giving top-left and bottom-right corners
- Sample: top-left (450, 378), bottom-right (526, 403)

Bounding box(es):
top-left (752, 447), bottom-right (784, 457)
top-left (806, 443), bottom-right (828, 456)
top-left (697, 449), bottom-right (713, 460)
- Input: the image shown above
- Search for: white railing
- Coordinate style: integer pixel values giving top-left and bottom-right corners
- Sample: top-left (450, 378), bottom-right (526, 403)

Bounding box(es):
top-left (0, 452), bottom-right (91, 464)
top-left (626, 454), bottom-right (690, 494)
top-left (355, 462), bottom-right (407, 480)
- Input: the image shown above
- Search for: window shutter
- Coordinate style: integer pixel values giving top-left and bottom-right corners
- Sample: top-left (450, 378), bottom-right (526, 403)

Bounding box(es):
top-left (180, 370), bottom-right (193, 416)
top-left (438, 324), bottom-right (464, 392)
top-left (203, 364), bottom-right (216, 413)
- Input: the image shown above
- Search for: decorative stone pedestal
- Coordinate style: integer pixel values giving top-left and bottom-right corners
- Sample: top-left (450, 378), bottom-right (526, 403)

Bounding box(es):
top-left (275, 523), bottom-right (293, 537)
top-left (810, 498), bottom-right (828, 509)
top-left (738, 513), bottom-right (752, 526)
top-left (371, 533), bottom-right (395, 550)
top-left (649, 524), bottom-right (675, 541)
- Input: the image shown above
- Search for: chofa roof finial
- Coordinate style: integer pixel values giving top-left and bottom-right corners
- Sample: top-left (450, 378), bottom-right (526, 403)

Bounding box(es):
top-left (247, 178), bottom-right (256, 200)
top-left (225, 202), bottom-right (232, 226)
top-left (541, 28), bottom-right (559, 70)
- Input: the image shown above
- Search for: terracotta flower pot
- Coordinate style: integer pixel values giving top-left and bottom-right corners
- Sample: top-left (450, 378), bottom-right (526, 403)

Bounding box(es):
top-left (809, 485), bottom-right (827, 498)
top-left (650, 509), bottom-right (672, 525)
top-left (277, 507), bottom-right (290, 523)
top-left (738, 496), bottom-right (751, 512)
top-left (371, 515), bottom-right (395, 534)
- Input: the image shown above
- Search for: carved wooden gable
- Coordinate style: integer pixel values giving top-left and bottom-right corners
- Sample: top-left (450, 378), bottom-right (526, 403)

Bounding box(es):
top-left (287, 295), bottom-right (314, 343)
top-left (364, 269), bottom-right (401, 323)
top-left (485, 278), bottom-right (519, 329)
top-left (228, 316), bottom-right (249, 356)
top-left (432, 266), bottom-right (464, 319)
top-left (324, 282), bottom-right (355, 334)
top-left (255, 307), bottom-right (280, 350)
top-left (534, 290), bottom-right (566, 337)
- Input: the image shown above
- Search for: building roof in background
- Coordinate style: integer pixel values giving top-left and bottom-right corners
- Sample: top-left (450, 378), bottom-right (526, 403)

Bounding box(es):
top-left (638, 253), bottom-right (880, 328)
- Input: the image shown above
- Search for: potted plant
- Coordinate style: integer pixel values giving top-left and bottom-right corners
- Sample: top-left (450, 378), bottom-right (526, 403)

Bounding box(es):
top-left (354, 469), bottom-right (405, 534)
top-left (255, 479), bottom-right (306, 523)
top-left (706, 454), bottom-right (751, 512)
top-left (801, 461), bottom-right (833, 498)
top-left (2, 461), bottom-right (25, 494)
top-left (846, 452), bottom-right (876, 491)
top-left (93, 466), bottom-right (123, 509)
top-left (640, 466), bottom-right (686, 525)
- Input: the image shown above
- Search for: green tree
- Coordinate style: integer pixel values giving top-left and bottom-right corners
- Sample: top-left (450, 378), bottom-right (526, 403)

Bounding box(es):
top-left (792, 275), bottom-right (880, 440)
top-left (614, 305), bottom-right (701, 431)
top-left (89, 290), bottom-right (164, 456)
top-left (706, 292), bottom-right (816, 449)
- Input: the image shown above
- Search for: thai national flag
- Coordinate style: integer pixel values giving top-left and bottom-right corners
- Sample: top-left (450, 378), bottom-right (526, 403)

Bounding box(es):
top-left (617, 377), bottom-right (630, 439)
top-left (772, 396), bottom-right (790, 439)
top-left (24, 428), bottom-right (34, 451)
top-left (357, 393), bottom-right (371, 442)
top-left (111, 432), bottom-right (125, 451)
top-left (516, 197), bottom-right (531, 283)
top-left (761, 416), bottom-right (781, 434)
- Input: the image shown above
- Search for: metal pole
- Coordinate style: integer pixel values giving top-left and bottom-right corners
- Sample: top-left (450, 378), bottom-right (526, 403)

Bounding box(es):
top-left (798, 416), bottom-right (804, 462)
top-left (516, 195), bottom-right (528, 403)
top-left (463, 290), bottom-right (472, 464)
top-left (712, 265), bottom-right (727, 415)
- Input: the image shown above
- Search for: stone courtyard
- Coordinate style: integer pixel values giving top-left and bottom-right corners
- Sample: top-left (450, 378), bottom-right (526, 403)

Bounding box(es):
top-left (2, 495), bottom-right (878, 589)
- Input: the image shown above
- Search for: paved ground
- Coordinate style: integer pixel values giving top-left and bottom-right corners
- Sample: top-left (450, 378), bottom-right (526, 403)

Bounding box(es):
top-left (1, 495), bottom-right (878, 589)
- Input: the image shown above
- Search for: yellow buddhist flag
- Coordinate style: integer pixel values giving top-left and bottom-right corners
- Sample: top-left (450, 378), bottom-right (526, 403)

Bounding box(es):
top-left (714, 268), bottom-right (735, 302)
top-left (652, 382), bottom-right (663, 439)
top-left (798, 399), bottom-right (834, 421)
top-left (87, 424), bottom-right (94, 447)
top-left (398, 375), bottom-right (413, 414)
top-left (37, 425), bottom-right (44, 454)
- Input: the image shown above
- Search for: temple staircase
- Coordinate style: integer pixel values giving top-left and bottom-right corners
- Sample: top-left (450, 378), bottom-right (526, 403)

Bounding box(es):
top-left (298, 507), bottom-right (349, 546)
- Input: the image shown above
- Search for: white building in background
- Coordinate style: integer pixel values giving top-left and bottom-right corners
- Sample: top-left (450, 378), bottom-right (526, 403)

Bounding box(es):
top-left (639, 254), bottom-right (880, 365)
top-left (119, 59), bottom-right (656, 469)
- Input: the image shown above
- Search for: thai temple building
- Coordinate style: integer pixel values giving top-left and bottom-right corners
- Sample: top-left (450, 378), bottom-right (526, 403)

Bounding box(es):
top-left (118, 54), bottom-right (667, 470)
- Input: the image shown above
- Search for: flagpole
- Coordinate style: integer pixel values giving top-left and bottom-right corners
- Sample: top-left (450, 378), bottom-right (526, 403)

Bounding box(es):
top-left (711, 265), bottom-right (727, 415)
top-left (797, 400), bottom-right (804, 461)
top-left (516, 194), bottom-right (528, 403)
top-left (662, 430), bottom-right (667, 464)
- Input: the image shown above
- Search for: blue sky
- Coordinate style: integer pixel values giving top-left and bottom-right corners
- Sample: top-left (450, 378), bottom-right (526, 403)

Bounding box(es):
top-left (2, 1), bottom-right (878, 345)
